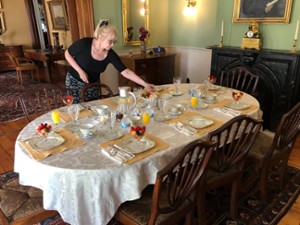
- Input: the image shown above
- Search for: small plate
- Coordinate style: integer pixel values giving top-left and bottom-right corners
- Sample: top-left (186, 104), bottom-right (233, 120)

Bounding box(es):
top-left (99, 130), bottom-right (123, 141)
top-left (169, 91), bottom-right (183, 96)
top-left (196, 102), bottom-right (208, 109)
top-left (208, 85), bottom-right (220, 91)
top-left (168, 103), bottom-right (187, 116)
top-left (136, 99), bottom-right (147, 108)
top-left (155, 86), bottom-right (164, 92)
top-left (182, 116), bottom-right (214, 129)
top-left (225, 102), bottom-right (249, 110)
top-left (116, 137), bottom-right (155, 154)
top-left (154, 113), bottom-right (171, 122)
top-left (27, 132), bottom-right (65, 151)
top-left (159, 93), bottom-right (173, 100)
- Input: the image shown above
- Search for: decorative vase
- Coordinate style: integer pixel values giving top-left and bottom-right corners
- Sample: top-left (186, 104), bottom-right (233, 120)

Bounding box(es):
top-left (140, 41), bottom-right (146, 53)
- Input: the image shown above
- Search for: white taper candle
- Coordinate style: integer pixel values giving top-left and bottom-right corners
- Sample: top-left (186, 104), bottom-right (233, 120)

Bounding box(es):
top-left (221, 20), bottom-right (224, 37)
top-left (294, 20), bottom-right (299, 40)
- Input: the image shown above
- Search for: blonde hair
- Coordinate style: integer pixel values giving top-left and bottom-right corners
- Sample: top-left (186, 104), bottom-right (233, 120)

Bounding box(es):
top-left (93, 21), bottom-right (118, 40)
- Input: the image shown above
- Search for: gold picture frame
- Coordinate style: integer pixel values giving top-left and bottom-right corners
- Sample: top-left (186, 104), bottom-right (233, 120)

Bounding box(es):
top-left (48, 0), bottom-right (69, 30)
top-left (232, 0), bottom-right (293, 23)
top-left (0, 12), bottom-right (5, 33)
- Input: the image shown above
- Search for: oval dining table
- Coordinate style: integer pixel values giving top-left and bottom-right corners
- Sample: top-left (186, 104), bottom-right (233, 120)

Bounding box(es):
top-left (14, 83), bottom-right (262, 225)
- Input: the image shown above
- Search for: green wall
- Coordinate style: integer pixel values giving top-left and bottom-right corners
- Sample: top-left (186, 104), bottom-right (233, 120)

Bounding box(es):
top-left (92, 0), bottom-right (300, 51)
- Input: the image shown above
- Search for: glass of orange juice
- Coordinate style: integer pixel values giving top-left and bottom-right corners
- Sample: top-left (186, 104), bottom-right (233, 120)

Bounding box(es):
top-left (51, 110), bottom-right (60, 125)
top-left (141, 112), bottom-right (151, 125)
top-left (190, 97), bottom-right (198, 108)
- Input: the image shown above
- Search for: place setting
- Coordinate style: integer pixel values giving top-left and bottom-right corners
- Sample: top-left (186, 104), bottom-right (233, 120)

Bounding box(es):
top-left (100, 124), bottom-right (169, 164)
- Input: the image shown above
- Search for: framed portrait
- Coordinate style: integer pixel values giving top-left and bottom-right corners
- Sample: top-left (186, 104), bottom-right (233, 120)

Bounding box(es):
top-left (232, 0), bottom-right (293, 23)
top-left (0, 12), bottom-right (5, 32)
top-left (48, 0), bottom-right (69, 30)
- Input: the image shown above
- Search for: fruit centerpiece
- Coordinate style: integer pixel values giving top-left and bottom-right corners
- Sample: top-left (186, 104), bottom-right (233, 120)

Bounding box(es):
top-left (36, 123), bottom-right (52, 137)
top-left (130, 126), bottom-right (146, 141)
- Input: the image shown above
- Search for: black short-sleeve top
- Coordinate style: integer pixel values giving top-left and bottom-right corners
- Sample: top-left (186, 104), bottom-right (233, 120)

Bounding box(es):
top-left (67, 37), bottom-right (127, 83)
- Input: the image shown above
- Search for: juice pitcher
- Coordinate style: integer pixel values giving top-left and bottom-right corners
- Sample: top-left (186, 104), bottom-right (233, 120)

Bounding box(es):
top-left (118, 86), bottom-right (137, 115)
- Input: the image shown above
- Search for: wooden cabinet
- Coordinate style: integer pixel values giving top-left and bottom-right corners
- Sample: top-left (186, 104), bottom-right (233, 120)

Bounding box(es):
top-left (119, 53), bottom-right (176, 86)
top-left (0, 45), bottom-right (24, 71)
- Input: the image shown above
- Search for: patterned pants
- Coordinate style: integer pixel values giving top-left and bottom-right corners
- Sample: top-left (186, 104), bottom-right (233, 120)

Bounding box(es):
top-left (65, 73), bottom-right (99, 103)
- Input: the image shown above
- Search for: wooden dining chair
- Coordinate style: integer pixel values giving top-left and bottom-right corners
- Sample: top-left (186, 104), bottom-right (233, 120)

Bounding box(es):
top-left (114, 140), bottom-right (216, 225)
top-left (80, 82), bottom-right (114, 102)
top-left (0, 171), bottom-right (58, 225)
top-left (18, 86), bottom-right (68, 122)
top-left (247, 101), bottom-right (300, 205)
top-left (197, 115), bottom-right (262, 224)
top-left (7, 53), bottom-right (40, 84)
top-left (220, 66), bottom-right (259, 96)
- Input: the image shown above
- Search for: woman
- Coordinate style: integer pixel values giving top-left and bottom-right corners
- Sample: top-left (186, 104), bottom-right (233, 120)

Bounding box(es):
top-left (65, 21), bottom-right (154, 103)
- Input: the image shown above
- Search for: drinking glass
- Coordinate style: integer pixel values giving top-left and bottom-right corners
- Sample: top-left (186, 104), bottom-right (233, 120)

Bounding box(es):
top-left (158, 97), bottom-right (167, 115)
top-left (173, 76), bottom-right (182, 93)
top-left (190, 97), bottom-right (198, 108)
top-left (51, 110), bottom-right (60, 125)
top-left (62, 95), bottom-right (74, 106)
top-left (232, 91), bottom-right (244, 105)
top-left (68, 104), bottom-right (80, 132)
top-left (141, 112), bottom-right (151, 125)
top-left (110, 111), bottom-right (117, 131)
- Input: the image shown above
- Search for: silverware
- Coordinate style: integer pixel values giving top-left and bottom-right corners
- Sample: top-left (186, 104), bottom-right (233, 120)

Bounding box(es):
top-left (177, 122), bottom-right (197, 134)
top-left (82, 105), bottom-right (93, 111)
top-left (113, 144), bottom-right (135, 158)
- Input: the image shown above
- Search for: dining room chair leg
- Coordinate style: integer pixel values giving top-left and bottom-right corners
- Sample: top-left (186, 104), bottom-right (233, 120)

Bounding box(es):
top-left (230, 178), bottom-right (241, 219)
top-left (197, 190), bottom-right (207, 224)
top-left (260, 168), bottom-right (269, 205)
top-left (278, 158), bottom-right (289, 189)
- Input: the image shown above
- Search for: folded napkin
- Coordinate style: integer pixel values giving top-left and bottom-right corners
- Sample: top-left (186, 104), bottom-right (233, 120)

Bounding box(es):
top-left (169, 123), bottom-right (195, 136)
top-left (100, 133), bottom-right (169, 164)
top-left (213, 107), bottom-right (241, 118)
top-left (19, 129), bottom-right (86, 160)
top-left (102, 146), bottom-right (134, 164)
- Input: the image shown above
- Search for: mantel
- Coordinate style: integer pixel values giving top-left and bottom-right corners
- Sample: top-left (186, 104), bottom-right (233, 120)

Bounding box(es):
top-left (208, 46), bottom-right (300, 131)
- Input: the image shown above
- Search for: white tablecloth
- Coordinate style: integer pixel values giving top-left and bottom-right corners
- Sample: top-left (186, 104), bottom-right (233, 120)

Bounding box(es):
top-left (14, 84), bottom-right (261, 225)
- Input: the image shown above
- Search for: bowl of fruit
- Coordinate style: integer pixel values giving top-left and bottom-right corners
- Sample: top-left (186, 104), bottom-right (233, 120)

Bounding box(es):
top-left (36, 123), bottom-right (52, 137)
top-left (140, 91), bottom-right (157, 106)
top-left (130, 125), bottom-right (146, 141)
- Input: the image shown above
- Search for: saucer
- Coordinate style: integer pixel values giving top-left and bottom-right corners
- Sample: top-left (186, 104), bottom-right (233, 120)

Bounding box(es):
top-left (169, 91), bottom-right (183, 96)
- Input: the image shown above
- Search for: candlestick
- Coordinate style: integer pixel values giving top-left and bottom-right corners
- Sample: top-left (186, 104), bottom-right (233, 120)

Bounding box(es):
top-left (294, 20), bottom-right (299, 41)
top-left (221, 20), bottom-right (224, 37)
top-left (218, 36), bottom-right (224, 48)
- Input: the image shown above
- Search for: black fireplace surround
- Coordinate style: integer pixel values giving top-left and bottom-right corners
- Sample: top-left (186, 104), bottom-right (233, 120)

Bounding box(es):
top-left (208, 46), bottom-right (300, 132)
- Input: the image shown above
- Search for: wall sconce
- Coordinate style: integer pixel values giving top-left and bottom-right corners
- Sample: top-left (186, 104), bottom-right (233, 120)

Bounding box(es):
top-left (183, 0), bottom-right (197, 16)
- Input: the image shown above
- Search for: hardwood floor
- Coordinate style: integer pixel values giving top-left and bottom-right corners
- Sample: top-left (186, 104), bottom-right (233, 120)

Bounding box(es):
top-left (0, 119), bottom-right (299, 224)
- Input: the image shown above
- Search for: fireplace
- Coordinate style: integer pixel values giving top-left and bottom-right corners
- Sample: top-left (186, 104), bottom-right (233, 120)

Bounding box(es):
top-left (208, 46), bottom-right (300, 131)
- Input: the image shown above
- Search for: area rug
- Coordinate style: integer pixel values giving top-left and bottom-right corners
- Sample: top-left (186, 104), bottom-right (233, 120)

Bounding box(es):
top-left (1, 165), bottom-right (299, 225)
top-left (0, 71), bottom-right (65, 122)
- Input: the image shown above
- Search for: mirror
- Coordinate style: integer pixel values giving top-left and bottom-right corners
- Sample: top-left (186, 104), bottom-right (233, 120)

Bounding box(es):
top-left (122, 0), bottom-right (149, 46)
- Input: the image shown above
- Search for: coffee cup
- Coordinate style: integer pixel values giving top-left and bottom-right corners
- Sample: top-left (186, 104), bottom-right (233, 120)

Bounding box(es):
top-left (79, 123), bottom-right (95, 137)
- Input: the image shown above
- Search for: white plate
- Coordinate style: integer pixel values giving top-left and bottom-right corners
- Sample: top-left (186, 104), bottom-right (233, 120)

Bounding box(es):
top-left (196, 102), bottom-right (208, 109)
top-left (208, 85), bottom-right (221, 91)
top-left (225, 102), bottom-right (249, 110)
top-left (27, 132), bottom-right (65, 151)
top-left (155, 86), bottom-right (164, 92)
top-left (99, 130), bottom-right (123, 141)
top-left (168, 103), bottom-right (187, 116)
top-left (159, 93), bottom-right (173, 100)
top-left (136, 99), bottom-right (147, 108)
top-left (182, 116), bottom-right (214, 129)
top-left (169, 91), bottom-right (183, 96)
top-left (116, 137), bottom-right (155, 154)
top-left (154, 113), bottom-right (171, 122)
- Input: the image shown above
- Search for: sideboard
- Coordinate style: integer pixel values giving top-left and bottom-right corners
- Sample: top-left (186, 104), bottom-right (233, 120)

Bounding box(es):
top-left (207, 46), bottom-right (300, 131)
top-left (0, 45), bottom-right (24, 71)
top-left (119, 53), bottom-right (176, 87)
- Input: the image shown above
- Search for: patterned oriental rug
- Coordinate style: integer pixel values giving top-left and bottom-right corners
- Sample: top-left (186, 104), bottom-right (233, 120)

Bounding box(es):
top-left (1, 165), bottom-right (299, 225)
top-left (0, 71), bottom-right (64, 122)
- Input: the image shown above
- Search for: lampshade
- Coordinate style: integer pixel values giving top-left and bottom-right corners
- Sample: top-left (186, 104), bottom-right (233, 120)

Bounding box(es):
top-left (183, 0), bottom-right (196, 16)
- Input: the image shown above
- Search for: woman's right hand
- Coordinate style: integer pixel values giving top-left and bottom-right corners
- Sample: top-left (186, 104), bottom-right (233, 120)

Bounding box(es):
top-left (78, 71), bottom-right (89, 83)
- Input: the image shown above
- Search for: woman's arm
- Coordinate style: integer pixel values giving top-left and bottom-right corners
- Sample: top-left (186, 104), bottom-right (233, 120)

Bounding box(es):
top-left (64, 49), bottom-right (89, 83)
top-left (121, 68), bottom-right (155, 91)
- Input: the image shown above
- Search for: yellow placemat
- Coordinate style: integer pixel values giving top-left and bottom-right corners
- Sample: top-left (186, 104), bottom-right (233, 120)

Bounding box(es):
top-left (100, 98), bottom-right (118, 109)
top-left (100, 133), bottom-right (169, 164)
top-left (165, 111), bottom-right (223, 136)
top-left (19, 129), bottom-right (86, 160)
top-left (208, 99), bottom-right (258, 114)
top-left (60, 109), bottom-right (94, 122)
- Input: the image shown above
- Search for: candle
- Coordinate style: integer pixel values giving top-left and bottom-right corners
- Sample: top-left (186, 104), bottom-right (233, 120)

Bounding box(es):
top-left (294, 20), bottom-right (299, 40)
top-left (221, 20), bottom-right (224, 37)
